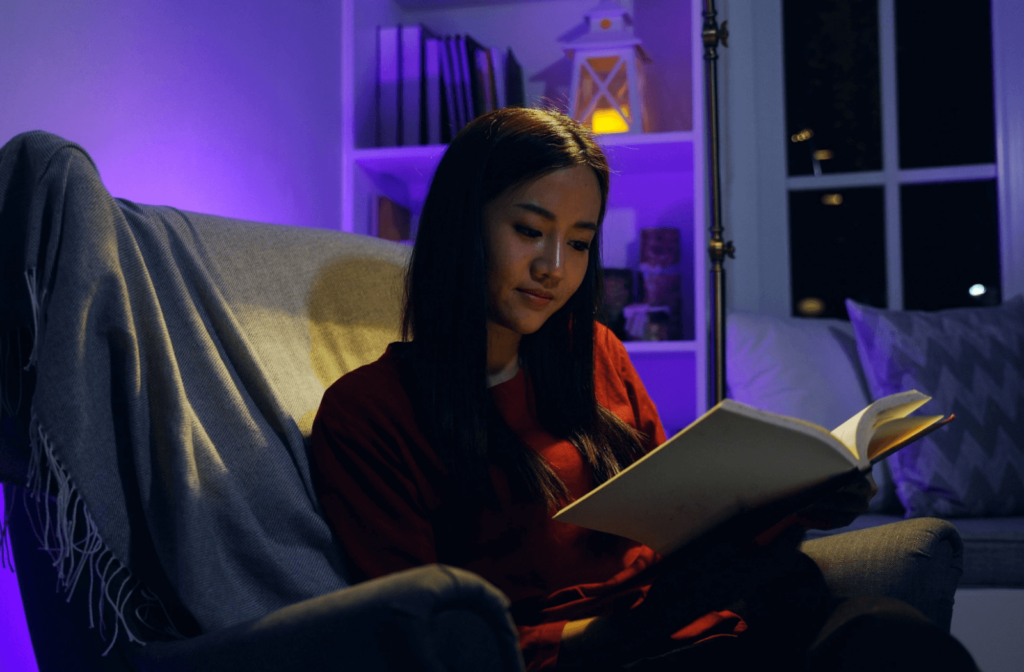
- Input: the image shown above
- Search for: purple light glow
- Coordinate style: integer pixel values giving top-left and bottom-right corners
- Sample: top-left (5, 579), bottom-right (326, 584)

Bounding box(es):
top-left (0, 487), bottom-right (38, 672)
top-left (0, 0), bottom-right (342, 229)
top-left (629, 351), bottom-right (698, 435)
top-left (1, 2), bottom-right (342, 669)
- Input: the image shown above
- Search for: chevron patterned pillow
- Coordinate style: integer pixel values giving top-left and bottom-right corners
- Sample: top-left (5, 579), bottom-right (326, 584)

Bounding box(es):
top-left (846, 296), bottom-right (1024, 517)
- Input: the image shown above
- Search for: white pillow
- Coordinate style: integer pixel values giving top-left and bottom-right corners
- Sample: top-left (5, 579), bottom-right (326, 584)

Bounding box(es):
top-left (726, 312), bottom-right (899, 514)
top-left (726, 312), bottom-right (871, 428)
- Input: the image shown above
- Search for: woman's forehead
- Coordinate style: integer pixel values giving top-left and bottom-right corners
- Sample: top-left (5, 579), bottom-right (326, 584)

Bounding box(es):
top-left (498, 166), bottom-right (601, 207)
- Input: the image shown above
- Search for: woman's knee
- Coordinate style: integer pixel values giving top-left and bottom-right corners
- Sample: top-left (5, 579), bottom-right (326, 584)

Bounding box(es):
top-left (807, 596), bottom-right (977, 672)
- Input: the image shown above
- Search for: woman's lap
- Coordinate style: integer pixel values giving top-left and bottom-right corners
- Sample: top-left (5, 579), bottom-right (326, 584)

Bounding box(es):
top-left (616, 550), bottom-right (976, 671)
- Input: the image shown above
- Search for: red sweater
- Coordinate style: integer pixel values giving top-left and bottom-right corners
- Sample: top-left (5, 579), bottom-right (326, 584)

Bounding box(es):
top-left (310, 323), bottom-right (747, 670)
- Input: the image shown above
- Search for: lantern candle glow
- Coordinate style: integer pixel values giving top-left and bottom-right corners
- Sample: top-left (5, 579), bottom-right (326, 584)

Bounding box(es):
top-left (562, 0), bottom-right (650, 135)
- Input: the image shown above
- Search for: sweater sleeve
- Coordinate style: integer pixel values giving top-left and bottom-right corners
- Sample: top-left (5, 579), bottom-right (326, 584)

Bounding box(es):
top-left (310, 369), bottom-right (439, 582)
top-left (597, 323), bottom-right (668, 451)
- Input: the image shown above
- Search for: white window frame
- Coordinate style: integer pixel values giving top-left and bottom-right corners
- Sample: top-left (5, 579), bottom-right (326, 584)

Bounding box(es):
top-left (720, 0), bottom-right (1024, 316)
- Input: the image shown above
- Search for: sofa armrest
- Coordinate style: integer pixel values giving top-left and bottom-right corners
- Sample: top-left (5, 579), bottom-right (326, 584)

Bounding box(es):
top-left (129, 564), bottom-right (525, 672)
top-left (800, 518), bottom-right (964, 632)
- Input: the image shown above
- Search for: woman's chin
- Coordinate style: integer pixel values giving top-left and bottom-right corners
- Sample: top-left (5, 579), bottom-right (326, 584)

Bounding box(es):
top-left (510, 314), bottom-right (550, 336)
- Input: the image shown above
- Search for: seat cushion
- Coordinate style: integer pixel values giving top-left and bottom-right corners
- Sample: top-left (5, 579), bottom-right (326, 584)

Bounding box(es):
top-left (947, 517), bottom-right (1024, 588)
top-left (805, 514), bottom-right (1024, 588)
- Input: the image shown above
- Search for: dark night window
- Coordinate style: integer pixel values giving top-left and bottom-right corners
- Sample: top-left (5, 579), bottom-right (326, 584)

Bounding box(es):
top-left (896, 0), bottom-right (996, 169)
top-left (789, 187), bottom-right (887, 319)
top-left (783, 0), bottom-right (882, 176)
top-left (902, 180), bottom-right (1001, 311)
top-left (783, 0), bottom-right (1000, 317)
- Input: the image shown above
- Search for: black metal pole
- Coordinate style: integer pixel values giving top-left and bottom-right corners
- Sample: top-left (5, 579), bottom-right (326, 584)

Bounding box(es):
top-left (703, 0), bottom-right (734, 407)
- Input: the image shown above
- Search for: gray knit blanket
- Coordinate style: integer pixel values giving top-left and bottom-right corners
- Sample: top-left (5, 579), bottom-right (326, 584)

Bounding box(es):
top-left (0, 132), bottom-right (408, 651)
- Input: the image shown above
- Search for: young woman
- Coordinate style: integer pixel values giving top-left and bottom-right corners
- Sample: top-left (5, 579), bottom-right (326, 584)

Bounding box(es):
top-left (309, 108), bottom-right (975, 671)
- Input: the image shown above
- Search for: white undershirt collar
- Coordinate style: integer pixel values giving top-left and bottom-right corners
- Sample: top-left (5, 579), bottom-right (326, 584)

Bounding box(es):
top-left (486, 357), bottom-right (521, 389)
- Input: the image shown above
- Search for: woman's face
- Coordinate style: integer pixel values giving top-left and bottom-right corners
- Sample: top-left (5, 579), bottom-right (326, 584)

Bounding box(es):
top-left (482, 164), bottom-right (602, 339)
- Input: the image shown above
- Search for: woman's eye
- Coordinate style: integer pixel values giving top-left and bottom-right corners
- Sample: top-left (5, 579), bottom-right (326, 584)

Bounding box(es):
top-left (570, 240), bottom-right (591, 252)
top-left (514, 224), bottom-right (541, 238)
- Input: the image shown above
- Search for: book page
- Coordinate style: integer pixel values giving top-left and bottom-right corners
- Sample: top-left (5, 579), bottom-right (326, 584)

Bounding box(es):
top-left (831, 390), bottom-right (931, 465)
top-left (553, 400), bottom-right (858, 555)
top-left (868, 414), bottom-right (949, 462)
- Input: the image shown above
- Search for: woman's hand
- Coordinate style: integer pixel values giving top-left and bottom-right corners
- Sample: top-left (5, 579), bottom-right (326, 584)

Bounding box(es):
top-left (797, 471), bottom-right (878, 530)
top-left (558, 527), bottom-right (808, 668)
top-left (558, 537), bottom-right (751, 668)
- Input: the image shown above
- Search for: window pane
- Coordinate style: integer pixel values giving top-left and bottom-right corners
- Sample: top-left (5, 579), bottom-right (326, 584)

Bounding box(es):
top-left (902, 180), bottom-right (1000, 311)
top-left (896, 0), bottom-right (995, 169)
top-left (789, 187), bottom-right (887, 319)
top-left (784, 0), bottom-right (882, 176)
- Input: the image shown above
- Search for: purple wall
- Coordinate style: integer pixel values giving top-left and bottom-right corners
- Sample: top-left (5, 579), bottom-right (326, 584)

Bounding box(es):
top-left (0, 2), bottom-right (341, 668)
top-left (0, 0), bottom-right (341, 228)
top-left (1, 488), bottom-right (37, 672)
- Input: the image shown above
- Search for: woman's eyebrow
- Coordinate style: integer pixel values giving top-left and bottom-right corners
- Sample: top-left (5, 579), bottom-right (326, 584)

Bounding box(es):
top-left (514, 203), bottom-right (598, 231)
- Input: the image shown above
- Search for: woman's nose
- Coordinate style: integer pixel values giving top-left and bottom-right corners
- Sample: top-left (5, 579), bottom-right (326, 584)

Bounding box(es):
top-left (533, 236), bottom-right (565, 279)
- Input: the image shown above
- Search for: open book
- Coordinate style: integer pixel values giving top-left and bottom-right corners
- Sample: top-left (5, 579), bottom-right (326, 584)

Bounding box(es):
top-left (554, 390), bottom-right (952, 556)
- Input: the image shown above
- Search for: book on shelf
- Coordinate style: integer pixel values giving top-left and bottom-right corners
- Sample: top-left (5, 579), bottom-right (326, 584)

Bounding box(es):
top-left (554, 390), bottom-right (954, 557)
top-left (437, 37), bottom-right (457, 143)
top-left (377, 24), bottom-right (526, 146)
top-left (475, 46), bottom-right (496, 115)
top-left (455, 36), bottom-right (475, 124)
top-left (505, 48), bottom-right (525, 108)
top-left (376, 25), bottom-right (400, 147)
top-left (400, 24), bottom-right (427, 146)
top-left (424, 37), bottom-right (443, 146)
top-left (489, 47), bottom-right (506, 110)
top-left (371, 194), bottom-right (412, 242)
top-left (445, 36), bottom-right (466, 132)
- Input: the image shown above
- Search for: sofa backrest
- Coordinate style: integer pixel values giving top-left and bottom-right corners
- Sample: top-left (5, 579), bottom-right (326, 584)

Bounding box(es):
top-left (182, 211), bottom-right (411, 438)
top-left (0, 130), bottom-right (419, 654)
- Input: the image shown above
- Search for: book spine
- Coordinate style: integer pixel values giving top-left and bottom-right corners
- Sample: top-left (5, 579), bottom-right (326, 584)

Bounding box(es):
top-left (475, 48), bottom-right (493, 114)
top-left (438, 37), bottom-right (457, 141)
top-left (446, 37), bottom-right (466, 132)
top-left (457, 36), bottom-right (474, 123)
top-left (464, 36), bottom-right (486, 120)
top-left (377, 26), bottom-right (400, 147)
top-left (424, 37), bottom-right (442, 145)
top-left (505, 48), bottom-right (525, 108)
top-left (400, 25), bottom-right (423, 146)
top-left (490, 47), bottom-right (506, 110)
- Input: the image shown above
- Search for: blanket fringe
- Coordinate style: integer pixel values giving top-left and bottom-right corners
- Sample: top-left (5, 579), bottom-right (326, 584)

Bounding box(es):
top-left (1, 268), bottom-right (184, 652)
top-left (23, 414), bottom-right (186, 653)
top-left (24, 267), bottom-right (41, 371)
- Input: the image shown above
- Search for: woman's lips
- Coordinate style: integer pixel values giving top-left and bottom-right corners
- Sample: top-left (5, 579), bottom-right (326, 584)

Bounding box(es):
top-left (518, 289), bottom-right (553, 307)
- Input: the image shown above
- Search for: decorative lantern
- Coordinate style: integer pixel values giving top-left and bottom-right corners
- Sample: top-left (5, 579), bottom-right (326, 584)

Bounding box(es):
top-left (562, 0), bottom-right (649, 135)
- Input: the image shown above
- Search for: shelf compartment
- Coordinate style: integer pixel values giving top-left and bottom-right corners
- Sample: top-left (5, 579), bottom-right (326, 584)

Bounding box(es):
top-left (350, 131), bottom-right (695, 228)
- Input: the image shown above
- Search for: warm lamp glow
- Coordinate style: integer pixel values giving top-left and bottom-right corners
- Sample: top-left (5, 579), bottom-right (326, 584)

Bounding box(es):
top-left (813, 149), bottom-right (834, 160)
top-left (791, 128), bottom-right (814, 143)
top-left (563, 1), bottom-right (646, 135)
top-left (797, 296), bottom-right (826, 316)
top-left (593, 106), bottom-right (630, 134)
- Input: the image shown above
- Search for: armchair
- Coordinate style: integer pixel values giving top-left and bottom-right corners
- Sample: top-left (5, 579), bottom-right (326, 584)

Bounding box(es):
top-left (0, 131), bottom-right (964, 671)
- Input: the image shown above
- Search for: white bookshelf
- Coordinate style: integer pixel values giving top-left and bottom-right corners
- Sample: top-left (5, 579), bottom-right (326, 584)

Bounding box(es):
top-left (340, 0), bottom-right (707, 429)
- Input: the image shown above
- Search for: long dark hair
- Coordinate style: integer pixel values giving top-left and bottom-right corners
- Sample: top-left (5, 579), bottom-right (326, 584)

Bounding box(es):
top-left (402, 108), bottom-right (647, 510)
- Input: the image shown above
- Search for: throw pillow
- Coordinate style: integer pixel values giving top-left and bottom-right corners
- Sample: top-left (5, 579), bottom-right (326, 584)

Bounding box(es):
top-left (726, 312), bottom-right (900, 513)
top-left (846, 296), bottom-right (1024, 517)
